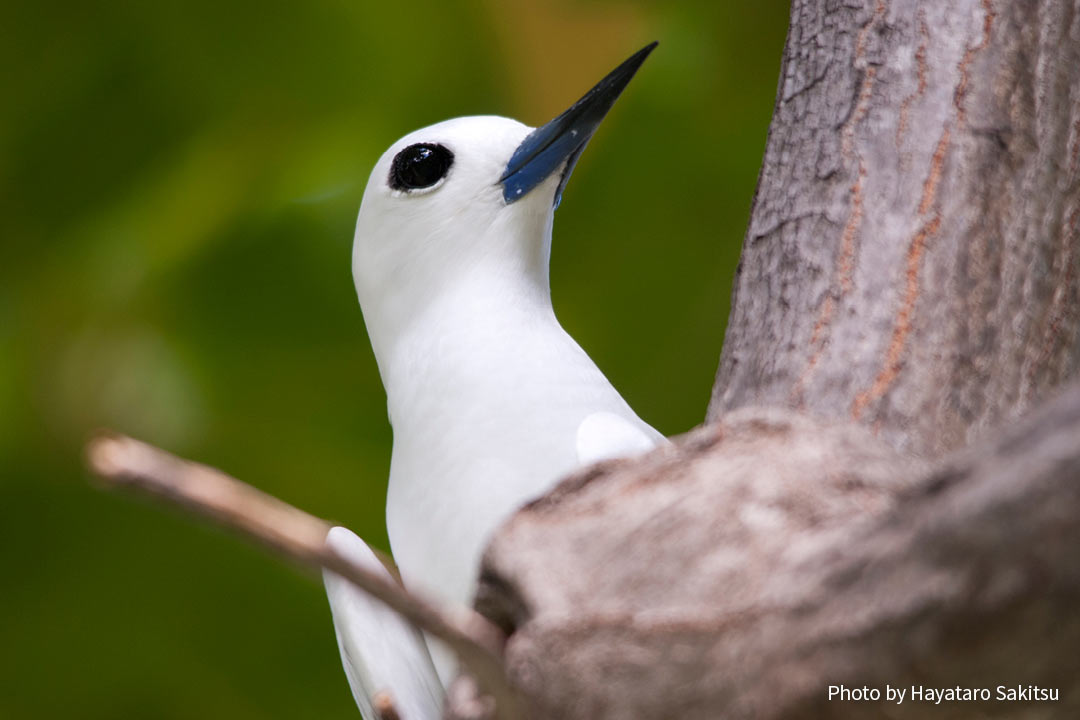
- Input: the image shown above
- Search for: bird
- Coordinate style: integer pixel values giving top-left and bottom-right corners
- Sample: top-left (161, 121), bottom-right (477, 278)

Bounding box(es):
top-left (325, 42), bottom-right (664, 718)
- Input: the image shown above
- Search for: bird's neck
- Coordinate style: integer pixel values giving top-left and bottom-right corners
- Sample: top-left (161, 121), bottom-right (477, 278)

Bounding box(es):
top-left (365, 264), bottom-right (576, 425)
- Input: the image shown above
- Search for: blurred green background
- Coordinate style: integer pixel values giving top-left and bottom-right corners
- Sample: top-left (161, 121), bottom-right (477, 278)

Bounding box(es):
top-left (1, 1), bottom-right (786, 717)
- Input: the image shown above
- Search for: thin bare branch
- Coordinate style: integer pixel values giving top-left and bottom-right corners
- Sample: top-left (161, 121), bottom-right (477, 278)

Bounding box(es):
top-left (86, 433), bottom-right (525, 719)
top-left (373, 691), bottom-right (402, 720)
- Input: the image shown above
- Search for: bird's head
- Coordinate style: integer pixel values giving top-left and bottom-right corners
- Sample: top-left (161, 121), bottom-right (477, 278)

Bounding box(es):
top-left (352, 43), bottom-right (656, 356)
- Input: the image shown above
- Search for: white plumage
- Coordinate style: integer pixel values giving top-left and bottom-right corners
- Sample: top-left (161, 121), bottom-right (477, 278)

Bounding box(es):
top-left (323, 527), bottom-right (443, 720)
top-left (324, 44), bottom-right (661, 718)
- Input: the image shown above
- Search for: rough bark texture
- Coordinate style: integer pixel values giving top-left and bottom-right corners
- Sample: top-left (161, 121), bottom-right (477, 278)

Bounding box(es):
top-left (452, 1), bottom-right (1080, 718)
top-left (477, 389), bottom-right (1080, 720)
top-left (710, 0), bottom-right (1080, 457)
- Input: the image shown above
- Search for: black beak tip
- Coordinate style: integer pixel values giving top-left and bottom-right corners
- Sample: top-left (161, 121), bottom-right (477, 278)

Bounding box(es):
top-left (631, 40), bottom-right (659, 67)
top-left (610, 41), bottom-right (658, 96)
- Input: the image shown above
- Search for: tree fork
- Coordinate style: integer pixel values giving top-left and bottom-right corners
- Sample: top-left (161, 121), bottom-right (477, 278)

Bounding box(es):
top-left (467, 0), bottom-right (1080, 717)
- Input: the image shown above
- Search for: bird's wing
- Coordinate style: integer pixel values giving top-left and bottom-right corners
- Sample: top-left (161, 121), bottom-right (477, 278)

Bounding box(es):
top-left (324, 526), bottom-right (445, 720)
top-left (575, 410), bottom-right (665, 465)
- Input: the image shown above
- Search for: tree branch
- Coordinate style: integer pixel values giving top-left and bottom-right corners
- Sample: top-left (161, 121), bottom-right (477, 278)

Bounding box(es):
top-left (470, 384), bottom-right (1080, 719)
top-left (86, 434), bottom-right (525, 720)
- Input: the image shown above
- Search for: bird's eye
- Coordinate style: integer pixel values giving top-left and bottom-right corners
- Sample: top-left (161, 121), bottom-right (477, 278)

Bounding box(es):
top-left (389, 143), bottom-right (454, 191)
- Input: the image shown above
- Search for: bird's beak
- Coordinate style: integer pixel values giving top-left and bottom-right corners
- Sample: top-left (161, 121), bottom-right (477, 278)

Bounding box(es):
top-left (500, 41), bottom-right (657, 208)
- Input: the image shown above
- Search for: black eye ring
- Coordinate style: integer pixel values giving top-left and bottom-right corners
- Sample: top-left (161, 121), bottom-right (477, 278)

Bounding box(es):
top-left (389, 143), bottom-right (454, 191)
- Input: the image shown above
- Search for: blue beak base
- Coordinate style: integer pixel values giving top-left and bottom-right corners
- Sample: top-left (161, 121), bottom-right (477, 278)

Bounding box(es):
top-left (499, 41), bottom-right (657, 207)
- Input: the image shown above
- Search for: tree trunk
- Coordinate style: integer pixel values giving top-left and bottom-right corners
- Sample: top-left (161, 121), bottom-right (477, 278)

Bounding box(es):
top-left (458, 1), bottom-right (1080, 717)
top-left (711, 0), bottom-right (1080, 457)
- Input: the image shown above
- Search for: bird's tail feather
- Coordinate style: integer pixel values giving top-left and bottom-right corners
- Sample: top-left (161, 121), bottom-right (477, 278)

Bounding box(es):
top-left (324, 526), bottom-right (445, 720)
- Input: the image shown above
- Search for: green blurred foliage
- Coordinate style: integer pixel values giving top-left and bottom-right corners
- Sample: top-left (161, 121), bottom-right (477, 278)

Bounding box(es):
top-left (0, 1), bottom-right (787, 716)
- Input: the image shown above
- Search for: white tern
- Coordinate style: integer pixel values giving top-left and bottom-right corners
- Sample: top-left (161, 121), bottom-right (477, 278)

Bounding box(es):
top-left (324, 42), bottom-right (664, 718)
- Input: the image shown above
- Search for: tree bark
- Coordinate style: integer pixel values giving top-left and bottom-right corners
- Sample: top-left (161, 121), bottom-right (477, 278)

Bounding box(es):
top-left (712, 0), bottom-right (1080, 457)
top-left (461, 0), bottom-right (1080, 718)
top-left (476, 390), bottom-right (1080, 720)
